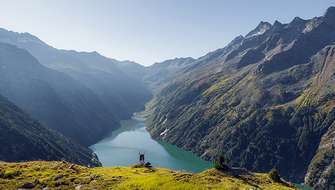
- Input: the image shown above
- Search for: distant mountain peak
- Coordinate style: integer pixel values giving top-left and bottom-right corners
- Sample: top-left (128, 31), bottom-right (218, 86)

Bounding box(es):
top-left (324, 6), bottom-right (335, 26)
top-left (230, 35), bottom-right (244, 43)
top-left (91, 51), bottom-right (100, 55)
top-left (246, 21), bottom-right (272, 38)
top-left (270, 20), bottom-right (284, 31)
top-left (157, 57), bottom-right (195, 65)
top-left (20, 32), bottom-right (45, 44)
top-left (325, 6), bottom-right (335, 17)
top-left (287, 17), bottom-right (307, 31)
top-left (273, 20), bottom-right (283, 26)
top-left (291, 17), bottom-right (305, 24)
top-left (0, 28), bottom-right (49, 47)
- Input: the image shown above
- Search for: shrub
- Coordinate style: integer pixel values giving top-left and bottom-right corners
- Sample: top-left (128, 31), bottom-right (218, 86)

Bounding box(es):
top-left (131, 163), bottom-right (145, 168)
top-left (1, 170), bottom-right (21, 179)
top-left (269, 168), bottom-right (281, 182)
top-left (145, 162), bottom-right (152, 168)
top-left (214, 155), bottom-right (230, 171)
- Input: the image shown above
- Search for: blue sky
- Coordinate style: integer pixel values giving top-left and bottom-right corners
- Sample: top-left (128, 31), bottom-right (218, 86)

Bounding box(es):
top-left (0, 0), bottom-right (333, 65)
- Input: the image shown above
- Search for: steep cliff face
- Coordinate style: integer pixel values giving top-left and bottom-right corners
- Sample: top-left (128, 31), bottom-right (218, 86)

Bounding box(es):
top-left (305, 124), bottom-right (335, 190)
top-left (0, 95), bottom-right (100, 166)
top-left (146, 7), bottom-right (335, 186)
top-left (304, 45), bottom-right (335, 190)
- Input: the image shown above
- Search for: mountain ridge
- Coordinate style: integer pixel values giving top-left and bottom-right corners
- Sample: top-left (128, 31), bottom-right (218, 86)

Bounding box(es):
top-left (144, 7), bottom-right (335, 189)
top-left (0, 94), bottom-right (100, 166)
top-left (0, 42), bottom-right (118, 145)
top-left (0, 28), bottom-right (151, 146)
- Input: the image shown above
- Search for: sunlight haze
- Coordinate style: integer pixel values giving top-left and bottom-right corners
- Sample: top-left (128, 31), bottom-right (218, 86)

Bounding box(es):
top-left (0, 0), bottom-right (333, 65)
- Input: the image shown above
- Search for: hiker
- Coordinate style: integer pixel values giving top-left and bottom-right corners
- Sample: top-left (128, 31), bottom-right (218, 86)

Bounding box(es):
top-left (139, 152), bottom-right (145, 164)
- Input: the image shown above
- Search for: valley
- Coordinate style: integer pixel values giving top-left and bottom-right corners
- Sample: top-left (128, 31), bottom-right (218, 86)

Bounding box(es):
top-left (0, 5), bottom-right (334, 190)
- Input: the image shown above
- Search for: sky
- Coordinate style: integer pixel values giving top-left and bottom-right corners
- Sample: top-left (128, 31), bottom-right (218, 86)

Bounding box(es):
top-left (0, 0), bottom-right (334, 66)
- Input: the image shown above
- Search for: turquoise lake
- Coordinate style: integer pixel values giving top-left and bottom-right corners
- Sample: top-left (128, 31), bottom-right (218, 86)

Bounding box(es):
top-left (90, 115), bottom-right (212, 173)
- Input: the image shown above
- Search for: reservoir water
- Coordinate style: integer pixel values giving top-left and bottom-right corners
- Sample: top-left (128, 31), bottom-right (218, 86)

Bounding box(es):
top-left (90, 114), bottom-right (212, 173)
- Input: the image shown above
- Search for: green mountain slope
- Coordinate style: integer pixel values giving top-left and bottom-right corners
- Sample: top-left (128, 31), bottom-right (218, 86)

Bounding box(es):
top-left (0, 161), bottom-right (296, 190)
top-left (0, 95), bottom-right (100, 166)
top-left (145, 7), bottom-right (335, 189)
top-left (0, 42), bottom-right (117, 145)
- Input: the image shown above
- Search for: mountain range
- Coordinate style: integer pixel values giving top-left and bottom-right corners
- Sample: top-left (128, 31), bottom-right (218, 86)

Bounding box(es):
top-left (0, 29), bottom-right (151, 145)
top-left (1, 6), bottom-right (335, 190)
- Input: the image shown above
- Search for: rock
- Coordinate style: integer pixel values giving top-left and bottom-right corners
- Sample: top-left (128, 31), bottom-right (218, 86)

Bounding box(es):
top-left (75, 185), bottom-right (83, 190)
top-left (19, 182), bottom-right (35, 189)
top-left (53, 174), bottom-right (64, 181)
top-left (90, 174), bottom-right (101, 180)
top-left (145, 162), bottom-right (153, 169)
top-left (33, 179), bottom-right (40, 184)
top-left (69, 164), bottom-right (76, 170)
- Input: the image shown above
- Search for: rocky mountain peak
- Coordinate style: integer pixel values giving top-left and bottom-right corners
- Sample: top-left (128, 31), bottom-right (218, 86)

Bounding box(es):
top-left (325, 6), bottom-right (335, 17)
top-left (246, 21), bottom-right (272, 38)
top-left (324, 6), bottom-right (335, 26)
top-left (269, 20), bottom-right (284, 32)
top-left (286, 17), bottom-right (308, 32)
top-left (227, 35), bottom-right (245, 47)
top-left (290, 17), bottom-right (306, 25)
top-left (273, 20), bottom-right (283, 27)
